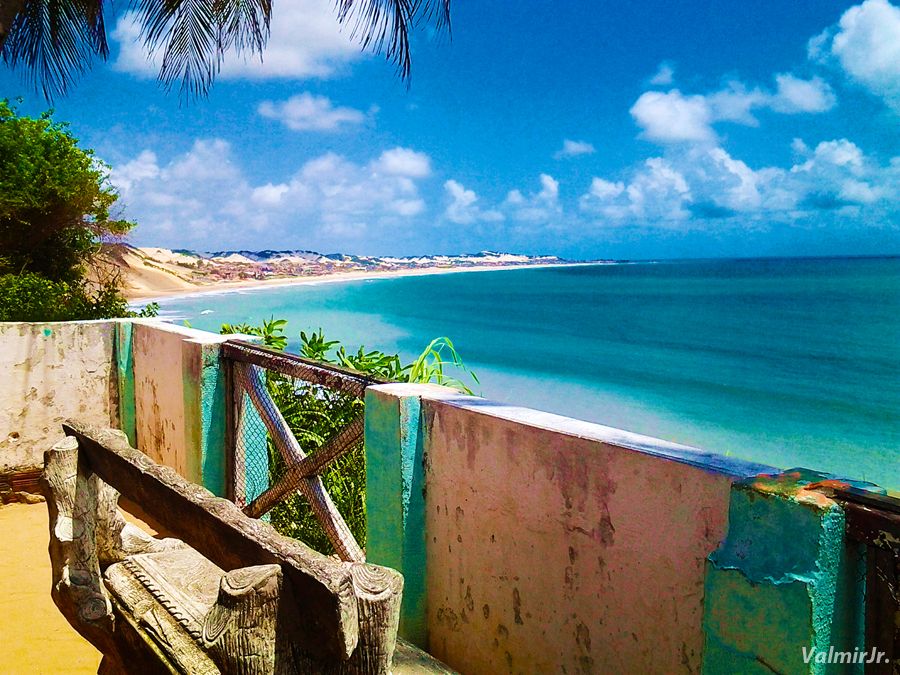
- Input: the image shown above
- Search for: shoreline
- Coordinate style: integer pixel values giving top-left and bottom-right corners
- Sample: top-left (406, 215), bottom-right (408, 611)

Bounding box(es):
top-left (126, 261), bottom-right (607, 303)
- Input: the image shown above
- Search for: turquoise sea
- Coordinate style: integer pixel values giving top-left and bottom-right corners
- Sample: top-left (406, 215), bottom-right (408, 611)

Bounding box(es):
top-left (156, 257), bottom-right (900, 490)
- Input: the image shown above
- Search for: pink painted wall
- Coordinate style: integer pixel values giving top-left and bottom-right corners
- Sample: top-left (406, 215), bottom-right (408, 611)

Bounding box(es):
top-left (132, 321), bottom-right (192, 478)
top-left (421, 398), bottom-right (738, 674)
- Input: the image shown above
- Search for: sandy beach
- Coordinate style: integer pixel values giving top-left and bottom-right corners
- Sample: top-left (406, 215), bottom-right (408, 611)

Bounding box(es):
top-left (125, 261), bottom-right (599, 302)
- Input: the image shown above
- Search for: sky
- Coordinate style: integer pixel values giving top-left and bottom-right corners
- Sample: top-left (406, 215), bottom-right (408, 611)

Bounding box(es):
top-left (2, 0), bottom-right (899, 259)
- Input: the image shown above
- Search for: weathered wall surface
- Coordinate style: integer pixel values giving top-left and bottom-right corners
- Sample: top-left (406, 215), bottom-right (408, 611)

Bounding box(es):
top-left (422, 399), bottom-right (751, 675)
top-left (131, 321), bottom-right (230, 493)
top-left (0, 321), bottom-right (119, 472)
top-left (703, 472), bottom-right (868, 675)
top-left (365, 384), bottom-right (776, 675)
top-left (366, 387), bottom-right (877, 674)
top-left (133, 321), bottom-right (190, 477)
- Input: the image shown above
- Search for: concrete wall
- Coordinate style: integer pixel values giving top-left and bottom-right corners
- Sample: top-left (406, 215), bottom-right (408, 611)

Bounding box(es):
top-left (0, 318), bottom-right (251, 496)
top-left (0, 321), bottom-right (120, 472)
top-left (131, 320), bottom-right (231, 494)
top-left (365, 384), bottom-right (876, 675)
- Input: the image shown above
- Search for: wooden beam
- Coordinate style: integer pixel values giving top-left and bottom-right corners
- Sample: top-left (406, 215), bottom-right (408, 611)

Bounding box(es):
top-left (221, 340), bottom-right (379, 398)
top-left (236, 362), bottom-right (365, 562)
top-left (62, 421), bottom-right (360, 661)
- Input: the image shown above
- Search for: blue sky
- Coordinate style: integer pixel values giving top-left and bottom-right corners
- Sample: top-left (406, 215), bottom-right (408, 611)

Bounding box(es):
top-left (2, 0), bottom-right (899, 259)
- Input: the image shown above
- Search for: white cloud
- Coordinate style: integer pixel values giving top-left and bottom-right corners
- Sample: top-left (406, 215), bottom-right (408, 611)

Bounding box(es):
top-left (372, 147), bottom-right (432, 178)
top-left (112, 150), bottom-right (160, 192)
top-left (771, 74), bottom-right (836, 113)
top-left (554, 139), bottom-right (596, 159)
top-left (505, 174), bottom-right (563, 223)
top-left (580, 158), bottom-right (692, 223)
top-left (443, 180), bottom-right (504, 225)
top-left (580, 139), bottom-right (897, 227)
top-left (708, 84), bottom-right (765, 126)
top-left (112, 0), bottom-right (362, 81)
top-left (810, 0), bottom-right (900, 112)
top-left (650, 63), bottom-right (675, 86)
top-left (109, 141), bottom-right (433, 248)
top-left (257, 93), bottom-right (367, 131)
top-left (632, 74), bottom-right (835, 143)
top-left (630, 90), bottom-right (715, 143)
top-left (585, 178), bottom-right (625, 200)
top-left (251, 183), bottom-right (290, 206)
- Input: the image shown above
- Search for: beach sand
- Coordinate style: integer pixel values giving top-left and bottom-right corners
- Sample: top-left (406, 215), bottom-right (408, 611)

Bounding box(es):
top-left (125, 262), bottom-right (593, 302)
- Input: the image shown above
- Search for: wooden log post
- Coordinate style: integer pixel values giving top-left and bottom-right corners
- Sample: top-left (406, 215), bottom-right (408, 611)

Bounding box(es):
top-left (60, 421), bottom-right (407, 673)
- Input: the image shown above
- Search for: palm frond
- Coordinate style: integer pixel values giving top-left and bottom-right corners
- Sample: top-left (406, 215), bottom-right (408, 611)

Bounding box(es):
top-left (132, 0), bottom-right (271, 97)
top-left (335, 0), bottom-right (450, 81)
top-left (1, 0), bottom-right (448, 100)
top-left (1, 0), bottom-right (108, 100)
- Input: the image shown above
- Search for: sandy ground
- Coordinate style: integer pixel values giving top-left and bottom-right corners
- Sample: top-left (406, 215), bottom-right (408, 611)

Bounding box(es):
top-left (0, 502), bottom-right (161, 673)
top-left (0, 502), bottom-right (102, 674)
top-left (125, 262), bottom-right (597, 301)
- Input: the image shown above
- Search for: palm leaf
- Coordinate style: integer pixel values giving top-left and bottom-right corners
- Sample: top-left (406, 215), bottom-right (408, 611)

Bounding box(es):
top-left (1, 0), bottom-right (450, 99)
top-left (1, 0), bottom-right (108, 100)
top-left (133, 0), bottom-right (271, 97)
top-left (335, 0), bottom-right (450, 80)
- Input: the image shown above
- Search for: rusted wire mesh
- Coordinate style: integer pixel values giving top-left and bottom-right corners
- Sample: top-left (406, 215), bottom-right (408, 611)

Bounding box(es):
top-left (226, 341), bottom-right (373, 560)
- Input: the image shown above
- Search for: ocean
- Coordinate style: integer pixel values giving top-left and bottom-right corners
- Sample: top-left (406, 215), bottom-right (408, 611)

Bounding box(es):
top-left (156, 256), bottom-right (900, 490)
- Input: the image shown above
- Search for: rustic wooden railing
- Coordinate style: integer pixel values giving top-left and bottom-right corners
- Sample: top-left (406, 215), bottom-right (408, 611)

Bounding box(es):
top-left (824, 486), bottom-right (900, 674)
top-left (221, 340), bottom-right (383, 562)
top-left (48, 422), bottom-right (407, 673)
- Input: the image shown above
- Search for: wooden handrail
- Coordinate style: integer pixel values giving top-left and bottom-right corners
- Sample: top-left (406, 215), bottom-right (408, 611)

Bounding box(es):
top-left (62, 420), bottom-right (363, 660)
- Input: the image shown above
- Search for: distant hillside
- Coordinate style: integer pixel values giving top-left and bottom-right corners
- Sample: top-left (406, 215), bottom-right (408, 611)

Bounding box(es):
top-left (109, 244), bottom-right (589, 299)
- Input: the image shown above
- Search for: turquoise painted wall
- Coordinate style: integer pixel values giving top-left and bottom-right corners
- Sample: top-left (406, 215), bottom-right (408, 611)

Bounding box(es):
top-left (114, 321), bottom-right (137, 447)
top-left (365, 386), bottom-right (429, 647)
top-left (702, 472), bottom-right (867, 674)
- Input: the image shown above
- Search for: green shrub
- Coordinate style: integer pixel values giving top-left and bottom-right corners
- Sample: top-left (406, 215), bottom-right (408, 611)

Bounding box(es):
top-left (0, 100), bottom-right (151, 321)
top-left (221, 320), bottom-right (476, 555)
top-left (0, 272), bottom-right (158, 321)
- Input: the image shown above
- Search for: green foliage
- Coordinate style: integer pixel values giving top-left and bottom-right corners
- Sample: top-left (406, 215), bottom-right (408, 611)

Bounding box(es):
top-left (1, 99), bottom-right (132, 282)
top-left (220, 320), bottom-right (477, 554)
top-left (0, 272), bottom-right (158, 321)
top-left (0, 100), bottom-right (151, 321)
top-left (221, 318), bottom-right (288, 350)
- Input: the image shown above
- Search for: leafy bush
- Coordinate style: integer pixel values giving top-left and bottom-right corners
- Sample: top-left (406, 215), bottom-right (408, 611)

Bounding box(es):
top-left (0, 272), bottom-right (158, 321)
top-left (0, 100), bottom-right (152, 321)
top-left (221, 320), bottom-right (477, 554)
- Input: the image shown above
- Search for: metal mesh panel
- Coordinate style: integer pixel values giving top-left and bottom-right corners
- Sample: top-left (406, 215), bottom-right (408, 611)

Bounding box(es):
top-left (226, 341), bottom-right (373, 560)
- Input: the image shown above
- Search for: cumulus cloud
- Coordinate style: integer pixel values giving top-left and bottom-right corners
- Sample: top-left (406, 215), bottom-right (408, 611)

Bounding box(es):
top-left (373, 147), bottom-right (432, 177)
top-left (443, 180), bottom-right (504, 224)
top-left (632, 74), bottom-right (836, 143)
top-left (810, 0), bottom-right (900, 112)
top-left (505, 174), bottom-right (563, 223)
top-left (112, 0), bottom-right (362, 81)
top-left (109, 141), bottom-right (433, 248)
top-left (771, 74), bottom-right (836, 113)
top-left (630, 90), bottom-right (715, 143)
top-left (580, 158), bottom-right (692, 223)
top-left (650, 62), bottom-right (675, 86)
top-left (257, 93), bottom-right (367, 131)
top-left (554, 139), bottom-right (596, 159)
top-left (580, 139), bottom-right (897, 227)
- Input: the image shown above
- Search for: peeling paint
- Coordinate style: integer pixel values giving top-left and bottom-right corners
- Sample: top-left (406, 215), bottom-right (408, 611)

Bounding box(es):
top-left (702, 470), bottom-right (869, 674)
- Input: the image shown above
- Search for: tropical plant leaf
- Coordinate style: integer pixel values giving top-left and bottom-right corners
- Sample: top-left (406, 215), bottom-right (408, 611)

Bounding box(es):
top-left (335, 0), bottom-right (450, 80)
top-left (1, 0), bottom-right (108, 100)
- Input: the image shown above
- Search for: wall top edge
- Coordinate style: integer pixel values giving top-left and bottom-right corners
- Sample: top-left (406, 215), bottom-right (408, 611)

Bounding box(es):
top-left (0, 319), bottom-right (124, 327)
top-left (369, 382), bottom-right (776, 479)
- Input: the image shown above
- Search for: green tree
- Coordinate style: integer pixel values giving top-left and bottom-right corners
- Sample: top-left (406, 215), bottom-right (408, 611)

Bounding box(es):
top-left (0, 98), bottom-right (131, 282)
top-left (0, 99), bottom-right (154, 320)
top-left (0, 1), bottom-right (451, 99)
